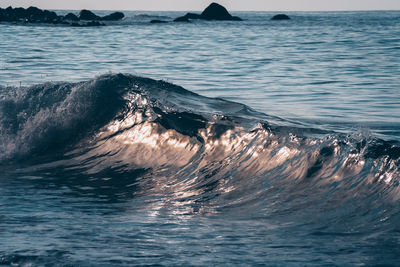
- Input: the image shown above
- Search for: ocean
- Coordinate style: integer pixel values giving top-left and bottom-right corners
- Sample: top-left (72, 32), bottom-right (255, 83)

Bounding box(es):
top-left (0, 10), bottom-right (400, 266)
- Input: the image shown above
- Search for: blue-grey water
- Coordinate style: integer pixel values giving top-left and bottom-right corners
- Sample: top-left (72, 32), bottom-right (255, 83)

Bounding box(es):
top-left (0, 10), bottom-right (400, 266)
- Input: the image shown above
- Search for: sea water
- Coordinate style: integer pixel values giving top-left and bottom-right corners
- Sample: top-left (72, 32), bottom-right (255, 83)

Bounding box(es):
top-left (0, 11), bottom-right (399, 266)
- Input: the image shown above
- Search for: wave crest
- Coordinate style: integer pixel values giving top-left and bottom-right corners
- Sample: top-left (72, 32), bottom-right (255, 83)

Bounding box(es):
top-left (1, 73), bottom-right (399, 217)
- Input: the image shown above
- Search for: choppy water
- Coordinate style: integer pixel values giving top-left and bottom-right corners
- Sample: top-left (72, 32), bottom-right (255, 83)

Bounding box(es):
top-left (0, 10), bottom-right (400, 266)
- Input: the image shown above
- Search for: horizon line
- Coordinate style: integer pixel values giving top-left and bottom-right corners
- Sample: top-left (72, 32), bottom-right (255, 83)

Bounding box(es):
top-left (1, 5), bottom-right (400, 12)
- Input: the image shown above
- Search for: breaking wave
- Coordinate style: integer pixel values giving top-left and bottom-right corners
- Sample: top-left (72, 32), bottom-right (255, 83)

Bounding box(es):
top-left (1, 73), bottom-right (399, 221)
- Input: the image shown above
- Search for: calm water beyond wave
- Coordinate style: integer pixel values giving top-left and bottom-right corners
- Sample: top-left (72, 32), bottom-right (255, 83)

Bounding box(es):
top-left (0, 10), bottom-right (400, 266)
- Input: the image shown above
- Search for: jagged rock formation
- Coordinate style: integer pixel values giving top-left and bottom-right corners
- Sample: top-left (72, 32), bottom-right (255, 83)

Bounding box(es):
top-left (0, 6), bottom-right (125, 26)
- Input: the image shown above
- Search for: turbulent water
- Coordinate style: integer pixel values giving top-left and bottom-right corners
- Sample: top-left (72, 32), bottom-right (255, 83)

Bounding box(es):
top-left (1, 10), bottom-right (400, 266)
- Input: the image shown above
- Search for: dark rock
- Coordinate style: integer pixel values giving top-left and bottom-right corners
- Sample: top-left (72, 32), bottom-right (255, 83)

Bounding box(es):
top-left (0, 6), bottom-right (61, 23)
top-left (271, 14), bottom-right (290, 20)
top-left (185, 13), bottom-right (202, 19)
top-left (26, 6), bottom-right (43, 17)
top-left (64, 13), bottom-right (79, 21)
top-left (0, 8), bottom-right (7, 21)
top-left (0, 6), bottom-right (24, 21)
top-left (101, 11), bottom-right (124, 21)
top-left (231, 16), bottom-right (242, 21)
top-left (173, 16), bottom-right (190, 22)
top-left (150, 19), bottom-right (168, 24)
top-left (12, 7), bottom-right (27, 19)
top-left (0, 6), bottom-right (121, 26)
top-left (0, 6), bottom-right (21, 21)
top-left (78, 10), bottom-right (124, 21)
top-left (42, 10), bottom-right (59, 22)
top-left (173, 2), bottom-right (241, 22)
top-left (173, 13), bottom-right (200, 22)
top-left (200, 2), bottom-right (234, 20)
top-left (78, 9), bottom-right (100, 20)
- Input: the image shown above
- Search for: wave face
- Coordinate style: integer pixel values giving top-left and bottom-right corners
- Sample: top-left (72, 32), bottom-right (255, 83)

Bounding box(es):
top-left (2, 73), bottom-right (399, 199)
top-left (1, 74), bottom-right (400, 265)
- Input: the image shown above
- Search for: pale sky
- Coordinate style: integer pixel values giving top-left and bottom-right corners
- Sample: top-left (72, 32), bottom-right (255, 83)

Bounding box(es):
top-left (1, 0), bottom-right (400, 11)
